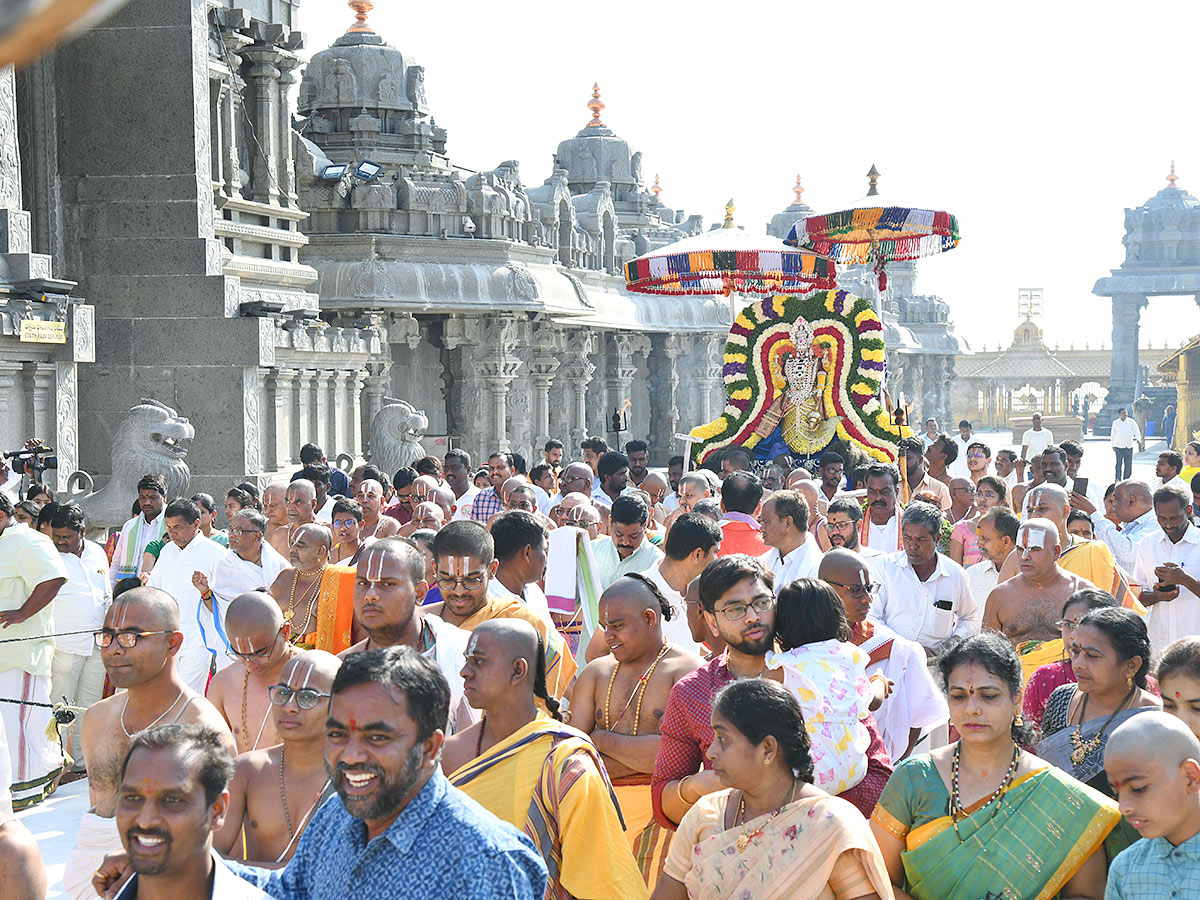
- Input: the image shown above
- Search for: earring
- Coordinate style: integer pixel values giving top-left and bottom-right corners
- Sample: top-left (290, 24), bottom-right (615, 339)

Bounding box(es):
top-left (1127, 674), bottom-right (1134, 689)
top-left (1014, 712), bottom-right (1024, 728)
top-left (763, 757), bottom-right (771, 766)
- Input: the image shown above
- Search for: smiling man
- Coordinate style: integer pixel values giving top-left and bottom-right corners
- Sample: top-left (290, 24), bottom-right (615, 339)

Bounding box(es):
top-left (443, 620), bottom-right (646, 900)
top-left (592, 494), bottom-right (664, 589)
top-left (215, 650), bottom-right (340, 866)
top-left (201, 509), bottom-right (288, 638)
top-left (225, 647), bottom-right (548, 899)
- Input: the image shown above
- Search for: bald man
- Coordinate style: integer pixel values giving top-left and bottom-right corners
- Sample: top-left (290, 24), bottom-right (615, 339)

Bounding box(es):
top-left (215, 650), bottom-right (340, 866)
top-left (443, 619), bottom-right (648, 900)
top-left (354, 479), bottom-right (400, 540)
top-left (985, 519), bottom-right (1095, 680)
top-left (1104, 711), bottom-right (1200, 898)
top-left (262, 483), bottom-right (290, 557)
top-left (819, 549), bottom-right (947, 762)
top-left (270, 480), bottom-right (317, 560)
top-left (63, 588), bottom-right (235, 900)
top-left (206, 592), bottom-right (298, 754)
top-left (567, 576), bottom-right (703, 888)
top-left (268, 523), bottom-right (357, 653)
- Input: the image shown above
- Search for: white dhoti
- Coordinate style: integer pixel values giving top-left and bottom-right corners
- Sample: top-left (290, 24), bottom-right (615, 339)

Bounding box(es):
top-left (0, 668), bottom-right (64, 808)
top-left (63, 810), bottom-right (122, 900)
top-left (176, 646), bottom-right (214, 696)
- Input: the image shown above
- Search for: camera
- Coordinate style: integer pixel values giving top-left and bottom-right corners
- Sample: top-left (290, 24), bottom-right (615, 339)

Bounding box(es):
top-left (3, 441), bottom-right (57, 476)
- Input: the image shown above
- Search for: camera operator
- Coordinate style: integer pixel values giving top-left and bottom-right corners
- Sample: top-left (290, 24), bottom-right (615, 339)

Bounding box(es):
top-left (0, 456), bottom-right (19, 503)
top-left (1, 439), bottom-right (56, 501)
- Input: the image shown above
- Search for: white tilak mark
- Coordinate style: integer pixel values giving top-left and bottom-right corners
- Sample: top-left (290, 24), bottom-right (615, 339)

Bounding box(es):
top-left (365, 550), bottom-right (385, 583)
top-left (449, 556), bottom-right (471, 578)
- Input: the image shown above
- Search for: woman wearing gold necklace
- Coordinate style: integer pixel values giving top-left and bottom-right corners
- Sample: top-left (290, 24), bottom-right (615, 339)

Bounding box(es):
top-left (872, 633), bottom-right (1118, 900)
top-left (652, 678), bottom-right (892, 900)
top-left (1039, 607), bottom-right (1161, 795)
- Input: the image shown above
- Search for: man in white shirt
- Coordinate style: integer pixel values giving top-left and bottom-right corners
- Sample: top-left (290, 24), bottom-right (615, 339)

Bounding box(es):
top-left (994, 449), bottom-right (1021, 489)
top-left (1134, 485), bottom-right (1200, 650)
top-left (1158, 450), bottom-right (1191, 492)
top-left (1077, 479), bottom-right (1161, 576)
top-left (109, 474), bottom-right (168, 586)
top-left (820, 549), bottom-right (948, 761)
top-left (861, 464), bottom-right (903, 552)
top-left (758, 489), bottom-right (821, 595)
top-left (872, 501), bottom-right (980, 654)
top-left (822, 498), bottom-right (884, 558)
top-left (1020, 413), bottom-right (1054, 468)
top-left (296, 463), bottom-right (334, 524)
top-left (48, 502), bottom-right (111, 768)
top-left (640, 512), bottom-right (721, 656)
top-left (1110, 407), bottom-right (1142, 481)
top-left (443, 449), bottom-right (480, 522)
top-left (950, 420), bottom-right (974, 479)
top-left (148, 498), bottom-right (228, 692)
top-left (200, 509), bottom-right (289, 648)
top-left (966, 507), bottom-right (1019, 604)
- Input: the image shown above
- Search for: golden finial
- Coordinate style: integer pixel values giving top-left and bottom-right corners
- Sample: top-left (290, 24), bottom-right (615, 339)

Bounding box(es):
top-left (586, 83), bottom-right (606, 128)
top-left (1168, 160), bottom-right (1179, 189)
top-left (866, 164), bottom-right (880, 197)
top-left (723, 199), bottom-right (736, 229)
top-left (651, 174), bottom-right (662, 202)
top-left (792, 174), bottom-right (805, 205)
top-left (347, 0), bottom-right (374, 32)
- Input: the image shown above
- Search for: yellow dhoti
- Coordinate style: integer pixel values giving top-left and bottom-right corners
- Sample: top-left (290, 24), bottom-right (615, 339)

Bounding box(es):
top-left (1016, 638), bottom-right (1064, 684)
top-left (612, 775), bottom-right (672, 890)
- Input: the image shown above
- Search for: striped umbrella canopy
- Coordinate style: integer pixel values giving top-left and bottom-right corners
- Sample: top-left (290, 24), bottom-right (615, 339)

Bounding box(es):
top-left (625, 200), bottom-right (837, 297)
top-left (784, 165), bottom-right (960, 291)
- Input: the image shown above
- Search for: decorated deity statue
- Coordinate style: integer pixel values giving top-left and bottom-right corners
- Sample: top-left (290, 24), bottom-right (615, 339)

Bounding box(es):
top-left (688, 290), bottom-right (911, 466)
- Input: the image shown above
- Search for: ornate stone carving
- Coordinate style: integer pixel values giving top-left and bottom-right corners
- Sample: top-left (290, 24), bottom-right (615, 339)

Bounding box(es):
top-left (352, 260), bottom-right (395, 299)
top-left (387, 312), bottom-right (421, 349)
top-left (503, 263), bottom-right (539, 302)
top-left (368, 397), bottom-right (429, 475)
top-left (54, 363), bottom-right (78, 493)
top-left (243, 367), bottom-right (262, 473)
top-left (0, 67), bottom-right (22, 211)
top-left (72, 303), bottom-right (95, 363)
top-left (65, 399), bottom-right (194, 529)
top-left (408, 65), bottom-right (426, 105)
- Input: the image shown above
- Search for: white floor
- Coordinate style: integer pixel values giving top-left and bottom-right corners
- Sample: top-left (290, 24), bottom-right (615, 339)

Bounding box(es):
top-left (18, 777), bottom-right (91, 900)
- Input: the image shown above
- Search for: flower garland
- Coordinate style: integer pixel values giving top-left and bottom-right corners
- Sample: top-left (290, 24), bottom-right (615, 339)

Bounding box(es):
top-left (690, 290), bottom-right (909, 466)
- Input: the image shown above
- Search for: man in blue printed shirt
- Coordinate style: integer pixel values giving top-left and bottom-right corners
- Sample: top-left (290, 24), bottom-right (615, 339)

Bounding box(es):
top-left (98, 647), bottom-right (547, 900)
top-left (1104, 711), bottom-right (1200, 900)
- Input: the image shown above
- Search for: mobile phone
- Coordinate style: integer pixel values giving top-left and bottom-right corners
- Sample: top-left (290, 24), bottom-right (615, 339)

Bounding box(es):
top-left (1073, 477), bottom-right (1089, 496)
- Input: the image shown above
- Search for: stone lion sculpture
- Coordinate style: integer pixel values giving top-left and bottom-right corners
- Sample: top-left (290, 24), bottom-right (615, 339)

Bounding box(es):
top-left (65, 399), bottom-right (194, 530)
top-left (369, 398), bottom-right (428, 477)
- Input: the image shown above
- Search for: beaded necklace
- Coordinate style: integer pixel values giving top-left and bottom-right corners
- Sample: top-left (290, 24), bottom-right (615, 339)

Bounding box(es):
top-left (1069, 686), bottom-right (1136, 766)
top-left (603, 642), bottom-right (670, 734)
top-left (286, 565), bottom-right (325, 636)
top-left (950, 741), bottom-right (1021, 841)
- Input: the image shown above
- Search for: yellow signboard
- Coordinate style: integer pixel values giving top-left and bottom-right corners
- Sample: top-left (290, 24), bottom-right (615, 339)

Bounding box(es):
top-left (18, 320), bottom-right (66, 344)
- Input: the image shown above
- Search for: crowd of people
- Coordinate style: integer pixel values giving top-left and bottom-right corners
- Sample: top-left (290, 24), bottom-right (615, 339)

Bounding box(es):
top-left (1, 420), bottom-right (1200, 900)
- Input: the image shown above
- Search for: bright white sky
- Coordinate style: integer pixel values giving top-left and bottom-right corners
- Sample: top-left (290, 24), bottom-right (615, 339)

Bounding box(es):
top-left (302, 0), bottom-right (1200, 355)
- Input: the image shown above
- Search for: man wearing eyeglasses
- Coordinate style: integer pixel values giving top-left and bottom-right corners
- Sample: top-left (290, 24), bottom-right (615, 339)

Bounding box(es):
top-left (63, 587), bottom-right (234, 900)
top-left (215, 650), bottom-right (340, 866)
top-left (651, 555), bottom-right (893, 832)
top-left (202, 510), bottom-right (288, 649)
top-left (0, 489), bottom-right (67, 809)
top-left (947, 477), bottom-right (977, 525)
top-left (206, 592), bottom-right (297, 754)
top-left (819, 549), bottom-right (947, 763)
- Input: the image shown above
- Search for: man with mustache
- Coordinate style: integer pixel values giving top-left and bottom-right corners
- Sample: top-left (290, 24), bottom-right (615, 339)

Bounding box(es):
top-left (215, 650), bottom-right (340, 866)
top-left (819, 497), bottom-right (884, 557)
top-left (650, 555), bottom-right (893, 831)
top-left (267, 524), bottom-right (356, 654)
top-left (592, 494), bottom-right (663, 590)
top-left (860, 464), bottom-right (904, 552)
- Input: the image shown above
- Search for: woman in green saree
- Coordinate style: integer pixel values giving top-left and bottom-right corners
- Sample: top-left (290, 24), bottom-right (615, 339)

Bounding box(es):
top-left (870, 633), bottom-right (1118, 900)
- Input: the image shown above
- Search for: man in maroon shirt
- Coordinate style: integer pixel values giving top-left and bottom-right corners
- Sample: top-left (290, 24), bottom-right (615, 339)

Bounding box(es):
top-left (650, 554), bottom-right (893, 828)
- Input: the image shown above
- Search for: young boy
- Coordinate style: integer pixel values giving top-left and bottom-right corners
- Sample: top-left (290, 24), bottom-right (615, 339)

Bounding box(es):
top-left (1104, 711), bottom-right (1200, 899)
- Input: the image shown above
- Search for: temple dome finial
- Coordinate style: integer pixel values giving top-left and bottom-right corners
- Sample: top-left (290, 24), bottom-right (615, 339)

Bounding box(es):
top-left (866, 164), bottom-right (880, 197)
top-left (1168, 160), bottom-right (1179, 189)
top-left (586, 83), bottom-right (606, 128)
top-left (651, 174), bottom-right (662, 202)
top-left (723, 199), bottom-right (736, 229)
top-left (792, 174), bottom-right (805, 205)
top-left (347, 1), bottom-right (374, 33)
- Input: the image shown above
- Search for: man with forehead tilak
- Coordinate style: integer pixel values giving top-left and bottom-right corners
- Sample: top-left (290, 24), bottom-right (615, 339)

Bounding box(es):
top-left (206, 593), bottom-right (298, 754)
top-left (215, 650), bottom-right (340, 866)
top-left (268, 523), bottom-right (356, 654)
top-left (443, 620), bottom-right (648, 900)
top-left (343, 538), bottom-right (474, 731)
top-left (567, 575), bottom-right (704, 889)
top-left (984, 518), bottom-right (1094, 681)
top-left (63, 587), bottom-right (235, 900)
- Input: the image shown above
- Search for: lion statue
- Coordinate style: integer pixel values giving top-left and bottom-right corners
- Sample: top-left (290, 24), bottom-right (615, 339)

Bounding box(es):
top-left (369, 397), bottom-right (428, 477)
top-left (65, 399), bottom-right (194, 530)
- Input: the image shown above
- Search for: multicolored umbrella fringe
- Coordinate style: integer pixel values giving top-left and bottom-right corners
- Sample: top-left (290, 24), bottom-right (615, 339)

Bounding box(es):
top-left (624, 247), bottom-right (837, 296)
top-left (689, 290), bottom-right (910, 465)
top-left (785, 208), bottom-right (960, 265)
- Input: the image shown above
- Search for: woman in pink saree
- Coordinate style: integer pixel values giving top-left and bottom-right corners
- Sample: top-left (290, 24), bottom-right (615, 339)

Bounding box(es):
top-left (651, 678), bottom-right (892, 900)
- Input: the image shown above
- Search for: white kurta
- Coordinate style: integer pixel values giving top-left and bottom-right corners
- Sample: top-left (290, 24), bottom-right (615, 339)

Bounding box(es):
top-left (858, 622), bottom-right (948, 761)
top-left (1134, 523), bottom-right (1200, 650)
top-left (55, 540), bottom-right (112, 655)
top-left (759, 538), bottom-right (822, 596)
top-left (147, 533), bottom-right (227, 691)
top-left (872, 550), bottom-right (980, 651)
top-left (108, 510), bottom-right (165, 586)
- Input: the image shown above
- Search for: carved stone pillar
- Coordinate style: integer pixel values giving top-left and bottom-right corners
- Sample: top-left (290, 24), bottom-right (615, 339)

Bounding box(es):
top-left (585, 337), bottom-right (609, 440)
top-left (529, 325), bottom-right (564, 451)
top-left (348, 371), bottom-right (366, 460)
top-left (561, 331), bottom-right (596, 453)
top-left (649, 334), bottom-right (684, 463)
top-left (479, 317), bottom-right (523, 454)
top-left (442, 316), bottom-right (489, 463)
top-left (1110, 295), bottom-right (1147, 402)
top-left (315, 371), bottom-right (334, 452)
top-left (331, 372), bottom-right (349, 454)
top-left (607, 333), bottom-right (640, 435)
top-left (242, 367), bottom-right (263, 477)
top-left (53, 363), bottom-right (78, 492)
top-left (242, 45), bottom-right (282, 206)
top-left (216, 28), bottom-right (249, 199)
top-left (300, 370), bottom-right (318, 454)
top-left (698, 334), bottom-right (725, 425)
top-left (275, 51), bottom-right (301, 205)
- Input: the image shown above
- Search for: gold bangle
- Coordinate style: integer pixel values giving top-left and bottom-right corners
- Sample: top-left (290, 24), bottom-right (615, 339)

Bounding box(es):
top-left (675, 775), bottom-right (691, 807)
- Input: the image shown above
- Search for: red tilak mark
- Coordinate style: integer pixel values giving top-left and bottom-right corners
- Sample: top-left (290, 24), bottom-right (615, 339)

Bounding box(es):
top-left (348, 718), bottom-right (358, 731)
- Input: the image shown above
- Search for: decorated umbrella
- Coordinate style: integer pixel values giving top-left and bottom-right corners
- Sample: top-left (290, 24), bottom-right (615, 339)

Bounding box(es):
top-left (784, 165), bottom-right (960, 292)
top-left (624, 200), bottom-right (837, 299)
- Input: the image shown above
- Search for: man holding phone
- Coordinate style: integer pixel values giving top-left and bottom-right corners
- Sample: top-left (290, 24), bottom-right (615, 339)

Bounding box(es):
top-left (1134, 485), bottom-right (1200, 650)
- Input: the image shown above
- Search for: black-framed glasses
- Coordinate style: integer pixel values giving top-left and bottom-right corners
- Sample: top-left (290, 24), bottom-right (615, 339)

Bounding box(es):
top-left (94, 629), bottom-right (173, 649)
top-left (825, 580), bottom-right (881, 600)
top-left (228, 528), bottom-right (261, 537)
top-left (268, 685), bottom-right (331, 710)
top-left (714, 596), bottom-right (774, 621)
top-left (436, 573), bottom-right (486, 590)
top-left (225, 630), bottom-right (282, 662)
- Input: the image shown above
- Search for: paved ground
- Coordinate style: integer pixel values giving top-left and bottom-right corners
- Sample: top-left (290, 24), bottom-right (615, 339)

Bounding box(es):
top-left (21, 430), bottom-right (1174, 896)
